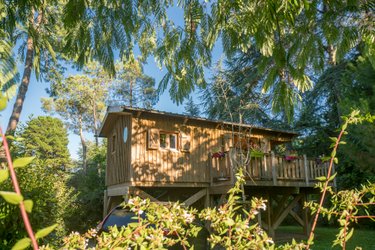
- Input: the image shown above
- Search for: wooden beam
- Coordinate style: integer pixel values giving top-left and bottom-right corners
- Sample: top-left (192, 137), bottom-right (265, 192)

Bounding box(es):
top-left (183, 188), bottom-right (207, 206)
top-left (183, 118), bottom-right (189, 126)
top-left (136, 111), bottom-right (142, 118)
top-left (266, 193), bottom-right (274, 238)
top-left (289, 210), bottom-right (304, 227)
top-left (130, 187), bottom-right (160, 202)
top-left (107, 185), bottom-right (129, 197)
top-left (272, 193), bottom-right (292, 222)
top-left (272, 193), bottom-right (303, 230)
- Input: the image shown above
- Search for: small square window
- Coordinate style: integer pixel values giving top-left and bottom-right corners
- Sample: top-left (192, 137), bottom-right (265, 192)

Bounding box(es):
top-left (169, 134), bottom-right (177, 149)
top-left (160, 133), bottom-right (167, 148)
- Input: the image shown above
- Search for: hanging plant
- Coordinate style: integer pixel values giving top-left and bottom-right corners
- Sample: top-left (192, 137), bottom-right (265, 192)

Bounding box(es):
top-left (284, 155), bottom-right (298, 161)
top-left (250, 150), bottom-right (264, 158)
top-left (212, 151), bottom-right (226, 159)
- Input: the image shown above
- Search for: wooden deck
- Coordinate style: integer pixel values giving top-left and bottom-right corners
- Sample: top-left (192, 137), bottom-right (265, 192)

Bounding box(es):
top-left (211, 151), bottom-right (333, 188)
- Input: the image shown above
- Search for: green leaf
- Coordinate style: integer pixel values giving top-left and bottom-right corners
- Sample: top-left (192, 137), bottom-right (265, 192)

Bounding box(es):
top-left (315, 176), bottom-right (327, 182)
top-left (333, 157), bottom-right (338, 164)
top-left (13, 157), bottom-right (35, 168)
top-left (24, 200), bottom-right (33, 213)
top-left (0, 169), bottom-right (9, 183)
top-left (0, 93), bottom-right (7, 111)
top-left (6, 135), bottom-right (15, 141)
top-left (328, 173), bottom-right (337, 182)
top-left (11, 238), bottom-right (31, 250)
top-left (0, 191), bottom-right (23, 205)
top-left (35, 224), bottom-right (58, 239)
top-left (321, 156), bottom-right (331, 162)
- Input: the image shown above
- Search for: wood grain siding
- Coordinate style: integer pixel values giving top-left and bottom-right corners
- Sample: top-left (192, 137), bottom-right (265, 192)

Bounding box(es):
top-left (106, 115), bottom-right (132, 186)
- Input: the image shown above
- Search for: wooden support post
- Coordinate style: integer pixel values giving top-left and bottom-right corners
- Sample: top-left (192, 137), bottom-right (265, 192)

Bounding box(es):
top-left (271, 151), bottom-right (277, 186)
top-left (266, 193), bottom-right (275, 238)
top-left (103, 190), bottom-right (108, 218)
top-left (302, 192), bottom-right (310, 236)
top-left (303, 155), bottom-right (309, 186)
top-left (208, 153), bottom-right (213, 185)
top-left (257, 213), bottom-right (262, 228)
top-left (204, 189), bottom-right (210, 208)
top-left (263, 154), bottom-right (268, 179)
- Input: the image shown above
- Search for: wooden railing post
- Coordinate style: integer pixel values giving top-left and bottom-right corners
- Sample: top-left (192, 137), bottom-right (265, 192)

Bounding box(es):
top-left (303, 155), bottom-right (309, 185)
top-left (263, 153), bottom-right (268, 179)
top-left (208, 153), bottom-right (213, 185)
top-left (271, 151), bottom-right (277, 185)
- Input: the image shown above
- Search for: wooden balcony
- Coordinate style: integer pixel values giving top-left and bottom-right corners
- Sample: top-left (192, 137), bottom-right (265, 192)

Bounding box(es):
top-left (210, 151), bottom-right (334, 188)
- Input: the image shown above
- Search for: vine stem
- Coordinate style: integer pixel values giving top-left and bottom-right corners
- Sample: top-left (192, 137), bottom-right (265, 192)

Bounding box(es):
top-left (306, 128), bottom-right (345, 250)
top-left (1, 127), bottom-right (39, 249)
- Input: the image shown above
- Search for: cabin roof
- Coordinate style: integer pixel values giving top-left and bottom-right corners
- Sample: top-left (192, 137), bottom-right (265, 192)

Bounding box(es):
top-left (99, 106), bottom-right (298, 138)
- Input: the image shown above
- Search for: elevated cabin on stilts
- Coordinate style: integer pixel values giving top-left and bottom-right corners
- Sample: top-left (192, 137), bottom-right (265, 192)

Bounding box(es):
top-left (99, 106), bottom-right (334, 238)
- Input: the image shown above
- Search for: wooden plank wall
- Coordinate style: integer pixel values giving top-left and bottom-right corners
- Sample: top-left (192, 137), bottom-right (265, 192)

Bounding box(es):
top-left (106, 115), bottom-right (132, 186)
top-left (130, 114), bottom-right (225, 184)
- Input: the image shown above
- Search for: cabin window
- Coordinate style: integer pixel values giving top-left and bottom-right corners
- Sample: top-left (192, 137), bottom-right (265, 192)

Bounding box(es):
top-left (159, 132), bottom-right (178, 150)
top-left (148, 129), bottom-right (181, 151)
top-left (160, 133), bottom-right (167, 148)
top-left (169, 134), bottom-right (177, 149)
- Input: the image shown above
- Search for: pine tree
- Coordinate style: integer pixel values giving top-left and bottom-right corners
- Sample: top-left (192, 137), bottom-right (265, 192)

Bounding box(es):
top-left (183, 97), bottom-right (200, 117)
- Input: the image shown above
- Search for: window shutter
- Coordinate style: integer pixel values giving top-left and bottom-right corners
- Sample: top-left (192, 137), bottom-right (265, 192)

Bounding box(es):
top-left (180, 132), bottom-right (191, 152)
top-left (148, 128), bottom-right (159, 149)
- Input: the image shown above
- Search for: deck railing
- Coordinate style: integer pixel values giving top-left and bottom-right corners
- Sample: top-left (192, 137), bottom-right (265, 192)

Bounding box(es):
top-left (210, 151), bottom-right (333, 186)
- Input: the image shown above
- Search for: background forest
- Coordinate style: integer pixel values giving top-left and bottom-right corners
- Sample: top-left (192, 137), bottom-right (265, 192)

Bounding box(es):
top-left (0, 0), bottom-right (374, 249)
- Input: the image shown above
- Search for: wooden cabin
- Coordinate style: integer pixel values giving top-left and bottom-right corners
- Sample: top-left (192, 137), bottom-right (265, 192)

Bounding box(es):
top-left (99, 106), bottom-right (333, 237)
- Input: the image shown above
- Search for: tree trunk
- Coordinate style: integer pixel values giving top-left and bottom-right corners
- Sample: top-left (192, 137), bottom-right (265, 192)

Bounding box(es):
top-left (92, 97), bottom-right (99, 146)
top-left (79, 115), bottom-right (87, 173)
top-left (7, 9), bottom-right (43, 134)
top-left (6, 36), bottom-right (34, 134)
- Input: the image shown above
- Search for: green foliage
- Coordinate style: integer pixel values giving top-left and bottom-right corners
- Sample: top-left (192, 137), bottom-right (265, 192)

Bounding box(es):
top-left (183, 96), bottom-right (200, 117)
top-left (297, 55), bottom-right (375, 188)
top-left (109, 56), bottom-right (158, 109)
top-left (0, 29), bottom-right (18, 99)
top-left (0, 120), bottom-right (73, 248)
top-left (15, 116), bottom-right (71, 170)
top-left (201, 51), bottom-right (291, 128)
top-left (200, 170), bottom-right (274, 249)
top-left (0, 164), bottom-right (75, 248)
top-left (65, 141), bottom-right (106, 233)
top-left (62, 0), bottom-right (373, 116)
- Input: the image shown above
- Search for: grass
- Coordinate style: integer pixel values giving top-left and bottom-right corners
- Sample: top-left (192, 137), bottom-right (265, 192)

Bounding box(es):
top-left (276, 226), bottom-right (375, 249)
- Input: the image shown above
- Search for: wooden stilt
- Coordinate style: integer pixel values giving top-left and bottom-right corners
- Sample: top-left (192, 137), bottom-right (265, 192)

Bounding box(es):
top-left (302, 192), bottom-right (310, 236)
top-left (266, 193), bottom-right (275, 238)
top-left (103, 190), bottom-right (109, 218)
top-left (204, 189), bottom-right (210, 208)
